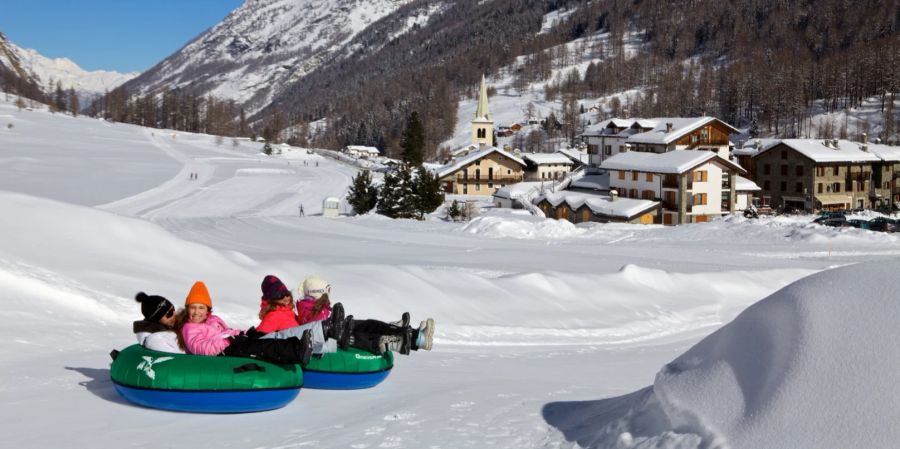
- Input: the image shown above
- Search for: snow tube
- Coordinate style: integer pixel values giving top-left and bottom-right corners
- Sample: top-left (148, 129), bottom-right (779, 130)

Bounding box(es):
top-left (302, 347), bottom-right (394, 390)
top-left (110, 344), bottom-right (302, 413)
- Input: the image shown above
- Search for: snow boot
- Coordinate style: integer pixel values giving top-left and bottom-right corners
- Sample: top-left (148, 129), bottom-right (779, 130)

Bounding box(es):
top-left (298, 329), bottom-right (313, 366)
top-left (323, 302), bottom-right (345, 341)
top-left (390, 312), bottom-right (410, 328)
top-left (338, 315), bottom-right (354, 349)
top-left (414, 319), bottom-right (434, 351)
top-left (379, 334), bottom-right (408, 355)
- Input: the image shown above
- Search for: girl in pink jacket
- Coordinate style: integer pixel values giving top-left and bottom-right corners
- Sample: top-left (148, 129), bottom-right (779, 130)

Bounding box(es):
top-left (177, 281), bottom-right (313, 365)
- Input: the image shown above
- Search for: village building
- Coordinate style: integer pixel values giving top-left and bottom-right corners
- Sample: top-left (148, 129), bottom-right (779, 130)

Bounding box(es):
top-left (493, 181), bottom-right (543, 209)
top-left (521, 152), bottom-right (574, 182)
top-left (535, 190), bottom-right (660, 224)
top-left (557, 147), bottom-right (589, 169)
top-left (601, 150), bottom-right (747, 225)
top-left (581, 117), bottom-right (739, 168)
top-left (863, 139), bottom-right (900, 209)
top-left (343, 145), bottom-right (380, 158)
top-left (436, 146), bottom-right (526, 196)
top-left (751, 139), bottom-right (882, 212)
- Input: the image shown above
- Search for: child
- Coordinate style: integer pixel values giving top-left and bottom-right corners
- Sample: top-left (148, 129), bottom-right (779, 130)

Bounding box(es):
top-left (133, 292), bottom-right (183, 353)
top-left (295, 275), bottom-right (435, 355)
top-left (257, 274), bottom-right (342, 354)
top-left (176, 281), bottom-right (313, 366)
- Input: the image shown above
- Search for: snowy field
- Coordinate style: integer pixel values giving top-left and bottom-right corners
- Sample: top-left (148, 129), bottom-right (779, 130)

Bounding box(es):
top-left (1, 96), bottom-right (898, 448)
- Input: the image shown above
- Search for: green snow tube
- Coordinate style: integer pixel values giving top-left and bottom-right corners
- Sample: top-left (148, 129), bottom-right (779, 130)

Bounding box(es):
top-left (302, 347), bottom-right (394, 389)
top-left (110, 344), bottom-right (303, 412)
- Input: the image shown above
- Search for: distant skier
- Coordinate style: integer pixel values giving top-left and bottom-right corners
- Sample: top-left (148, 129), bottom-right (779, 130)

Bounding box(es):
top-left (299, 204), bottom-right (305, 217)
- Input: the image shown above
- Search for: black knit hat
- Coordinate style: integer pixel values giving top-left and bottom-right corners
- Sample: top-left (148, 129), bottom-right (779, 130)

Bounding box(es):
top-left (135, 292), bottom-right (174, 322)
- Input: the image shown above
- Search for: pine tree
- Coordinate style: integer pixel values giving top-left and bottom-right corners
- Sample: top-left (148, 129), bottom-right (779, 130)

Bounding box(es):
top-left (400, 111), bottom-right (425, 166)
top-left (446, 199), bottom-right (462, 221)
top-left (413, 167), bottom-right (445, 219)
top-left (395, 165), bottom-right (418, 219)
top-left (376, 171), bottom-right (400, 218)
top-left (347, 170), bottom-right (379, 215)
top-left (54, 81), bottom-right (66, 113)
top-left (68, 88), bottom-right (79, 117)
top-left (263, 142), bottom-right (273, 155)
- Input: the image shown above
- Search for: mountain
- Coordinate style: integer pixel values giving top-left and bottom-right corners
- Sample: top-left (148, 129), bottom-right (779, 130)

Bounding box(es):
top-left (106, 0), bottom-right (900, 157)
top-left (119, 0), bottom-right (417, 115)
top-left (13, 46), bottom-right (138, 102)
top-left (0, 32), bottom-right (44, 101)
top-left (0, 32), bottom-right (136, 104)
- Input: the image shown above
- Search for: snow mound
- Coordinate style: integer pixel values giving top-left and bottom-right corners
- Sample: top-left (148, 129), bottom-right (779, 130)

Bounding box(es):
top-left (461, 215), bottom-right (586, 239)
top-left (544, 259), bottom-right (900, 448)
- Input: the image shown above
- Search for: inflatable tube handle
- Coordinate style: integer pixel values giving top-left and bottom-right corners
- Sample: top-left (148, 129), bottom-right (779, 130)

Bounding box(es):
top-left (233, 363), bottom-right (267, 374)
top-left (110, 349), bottom-right (120, 361)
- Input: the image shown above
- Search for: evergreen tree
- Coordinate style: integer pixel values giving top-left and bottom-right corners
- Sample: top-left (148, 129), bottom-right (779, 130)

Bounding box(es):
top-left (376, 171), bottom-right (401, 218)
top-left (68, 88), bottom-right (79, 117)
top-left (400, 111), bottom-right (425, 166)
top-left (413, 167), bottom-right (445, 219)
top-left (263, 142), bottom-right (273, 155)
top-left (54, 81), bottom-right (66, 113)
top-left (395, 165), bottom-right (418, 219)
top-left (347, 170), bottom-right (379, 215)
top-left (446, 199), bottom-right (462, 221)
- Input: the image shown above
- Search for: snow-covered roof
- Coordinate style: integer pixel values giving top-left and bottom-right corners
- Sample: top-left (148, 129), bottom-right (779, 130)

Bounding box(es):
top-left (345, 145), bottom-right (380, 154)
top-left (732, 139), bottom-right (781, 157)
top-left (625, 117), bottom-right (739, 145)
top-left (569, 173), bottom-right (610, 191)
top-left (521, 152), bottom-right (573, 165)
top-left (493, 182), bottom-right (543, 199)
top-left (735, 175), bottom-right (761, 191)
top-left (866, 142), bottom-right (900, 162)
top-left (601, 150), bottom-right (745, 174)
top-left (557, 147), bottom-right (589, 164)
top-left (755, 139), bottom-right (880, 163)
top-left (536, 191), bottom-right (659, 219)
top-left (436, 146), bottom-right (526, 178)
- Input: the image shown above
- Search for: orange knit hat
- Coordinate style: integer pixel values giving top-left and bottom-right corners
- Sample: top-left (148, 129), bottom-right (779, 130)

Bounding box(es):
top-left (185, 281), bottom-right (212, 308)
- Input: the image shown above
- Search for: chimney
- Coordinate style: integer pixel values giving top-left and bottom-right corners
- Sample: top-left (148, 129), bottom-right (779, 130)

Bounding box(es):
top-left (666, 122), bottom-right (673, 133)
top-left (861, 133), bottom-right (869, 152)
top-left (610, 189), bottom-right (618, 202)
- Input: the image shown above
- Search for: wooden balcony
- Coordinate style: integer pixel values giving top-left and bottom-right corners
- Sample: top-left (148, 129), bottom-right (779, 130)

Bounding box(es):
top-left (456, 175), bottom-right (523, 184)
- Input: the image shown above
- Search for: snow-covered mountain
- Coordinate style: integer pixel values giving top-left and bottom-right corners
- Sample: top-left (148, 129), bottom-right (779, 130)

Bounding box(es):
top-left (0, 32), bottom-right (137, 102)
top-left (122, 0), bottom-right (416, 114)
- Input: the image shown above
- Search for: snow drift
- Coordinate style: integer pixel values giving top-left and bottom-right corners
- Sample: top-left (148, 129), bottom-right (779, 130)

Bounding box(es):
top-left (544, 258), bottom-right (900, 448)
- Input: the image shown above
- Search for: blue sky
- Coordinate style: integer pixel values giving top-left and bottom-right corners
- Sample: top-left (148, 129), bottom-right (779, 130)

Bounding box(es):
top-left (0, 0), bottom-right (244, 73)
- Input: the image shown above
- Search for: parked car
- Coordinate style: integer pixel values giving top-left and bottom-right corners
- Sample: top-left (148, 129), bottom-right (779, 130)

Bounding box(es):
top-left (846, 219), bottom-right (871, 230)
top-left (813, 213), bottom-right (847, 227)
top-left (869, 217), bottom-right (899, 233)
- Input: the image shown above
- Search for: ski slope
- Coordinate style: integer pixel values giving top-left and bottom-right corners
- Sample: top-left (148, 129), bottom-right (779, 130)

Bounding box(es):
top-left (1, 96), bottom-right (898, 448)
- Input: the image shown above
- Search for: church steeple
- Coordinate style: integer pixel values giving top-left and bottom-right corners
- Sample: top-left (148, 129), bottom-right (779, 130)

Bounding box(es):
top-left (475, 74), bottom-right (491, 121)
top-left (471, 74), bottom-right (494, 148)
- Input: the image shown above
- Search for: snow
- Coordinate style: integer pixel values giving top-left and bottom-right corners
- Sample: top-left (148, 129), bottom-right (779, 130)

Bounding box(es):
top-left (537, 190), bottom-right (658, 219)
top-left (734, 175), bottom-right (760, 191)
top-left (601, 150), bottom-right (717, 174)
top-left (757, 139), bottom-right (881, 163)
top-left (1, 93), bottom-right (899, 448)
top-left (521, 152), bottom-right (573, 165)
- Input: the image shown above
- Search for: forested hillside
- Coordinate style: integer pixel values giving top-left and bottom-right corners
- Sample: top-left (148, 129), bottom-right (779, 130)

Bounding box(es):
top-left (87, 0), bottom-right (900, 158)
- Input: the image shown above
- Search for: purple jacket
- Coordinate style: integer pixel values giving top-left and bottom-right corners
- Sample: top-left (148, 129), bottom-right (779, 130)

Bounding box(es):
top-left (181, 314), bottom-right (241, 356)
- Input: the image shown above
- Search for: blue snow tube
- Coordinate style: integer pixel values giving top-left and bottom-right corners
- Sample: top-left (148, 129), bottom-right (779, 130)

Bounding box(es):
top-left (302, 347), bottom-right (394, 390)
top-left (110, 345), bottom-right (303, 413)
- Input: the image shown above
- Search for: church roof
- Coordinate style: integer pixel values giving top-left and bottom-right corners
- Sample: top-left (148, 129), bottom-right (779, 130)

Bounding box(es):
top-left (474, 74), bottom-right (491, 122)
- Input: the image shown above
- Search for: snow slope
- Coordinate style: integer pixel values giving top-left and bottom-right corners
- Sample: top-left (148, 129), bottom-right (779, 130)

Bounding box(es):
top-left (0, 93), bottom-right (897, 448)
top-left (12, 45), bottom-right (138, 100)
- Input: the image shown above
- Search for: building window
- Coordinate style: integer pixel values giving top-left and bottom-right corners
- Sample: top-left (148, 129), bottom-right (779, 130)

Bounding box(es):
top-left (693, 170), bottom-right (708, 182)
top-left (632, 171), bottom-right (639, 181)
top-left (692, 193), bottom-right (707, 205)
top-left (629, 188), bottom-right (638, 198)
top-left (816, 166), bottom-right (825, 176)
top-left (764, 164), bottom-right (771, 175)
top-left (796, 166), bottom-right (804, 176)
top-left (618, 171), bottom-right (626, 180)
top-left (646, 173), bottom-right (653, 182)
top-left (476, 169), bottom-right (481, 180)
top-left (642, 190), bottom-right (654, 200)
top-left (817, 183), bottom-right (823, 193)
top-left (780, 165), bottom-right (788, 176)
top-left (795, 182), bottom-right (803, 193)
top-left (476, 183), bottom-right (481, 191)
top-left (780, 181), bottom-right (787, 192)
top-left (476, 160), bottom-right (481, 166)
top-left (832, 182), bottom-right (841, 192)
top-left (781, 150), bottom-right (787, 160)
top-left (507, 169), bottom-right (511, 174)
top-left (605, 145), bottom-right (612, 155)
top-left (489, 167), bottom-right (493, 180)
top-left (488, 183), bottom-right (493, 189)
top-left (833, 166), bottom-right (839, 176)
top-left (763, 180), bottom-right (771, 190)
